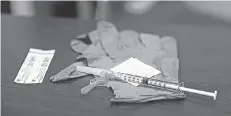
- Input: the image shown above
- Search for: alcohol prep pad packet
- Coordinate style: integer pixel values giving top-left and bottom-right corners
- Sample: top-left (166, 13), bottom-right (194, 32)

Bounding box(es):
top-left (14, 48), bottom-right (55, 84)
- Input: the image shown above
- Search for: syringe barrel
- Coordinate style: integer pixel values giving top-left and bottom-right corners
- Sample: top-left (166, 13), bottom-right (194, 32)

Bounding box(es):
top-left (147, 79), bottom-right (180, 90)
top-left (164, 82), bottom-right (179, 90)
top-left (115, 73), bottom-right (181, 91)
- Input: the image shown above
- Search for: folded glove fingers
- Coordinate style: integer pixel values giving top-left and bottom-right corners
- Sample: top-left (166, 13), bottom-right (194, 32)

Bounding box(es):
top-left (110, 97), bottom-right (142, 103)
top-left (50, 61), bottom-right (88, 82)
top-left (81, 79), bottom-right (108, 94)
top-left (111, 92), bottom-right (185, 103)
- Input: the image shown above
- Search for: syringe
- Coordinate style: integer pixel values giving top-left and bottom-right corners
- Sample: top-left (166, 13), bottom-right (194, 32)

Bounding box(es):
top-left (76, 66), bottom-right (217, 100)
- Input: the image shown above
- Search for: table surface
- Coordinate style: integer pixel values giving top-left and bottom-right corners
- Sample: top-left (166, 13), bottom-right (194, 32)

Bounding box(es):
top-left (2, 14), bottom-right (231, 116)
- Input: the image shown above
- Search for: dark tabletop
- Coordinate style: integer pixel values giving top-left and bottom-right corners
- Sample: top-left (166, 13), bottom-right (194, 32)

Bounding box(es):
top-left (2, 14), bottom-right (231, 116)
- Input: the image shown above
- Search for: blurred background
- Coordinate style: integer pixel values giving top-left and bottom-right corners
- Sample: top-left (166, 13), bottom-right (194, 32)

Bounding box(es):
top-left (1, 1), bottom-right (231, 27)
